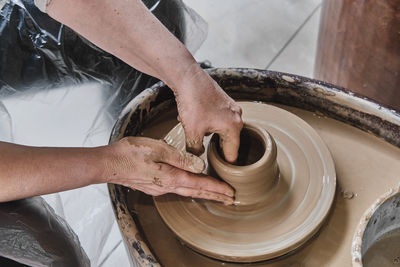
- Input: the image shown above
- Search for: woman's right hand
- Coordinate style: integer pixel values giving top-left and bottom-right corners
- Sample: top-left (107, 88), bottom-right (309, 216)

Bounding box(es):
top-left (104, 137), bottom-right (234, 204)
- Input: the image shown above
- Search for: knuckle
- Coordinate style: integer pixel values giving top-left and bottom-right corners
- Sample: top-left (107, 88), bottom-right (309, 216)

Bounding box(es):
top-left (233, 114), bottom-right (243, 128)
top-left (157, 148), bottom-right (167, 162)
top-left (157, 139), bottom-right (171, 151)
top-left (236, 105), bottom-right (243, 116)
top-left (154, 142), bottom-right (172, 162)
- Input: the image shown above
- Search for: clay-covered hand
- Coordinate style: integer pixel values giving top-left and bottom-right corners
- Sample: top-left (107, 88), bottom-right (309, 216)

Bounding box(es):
top-left (174, 66), bottom-right (243, 163)
top-left (106, 137), bottom-right (234, 204)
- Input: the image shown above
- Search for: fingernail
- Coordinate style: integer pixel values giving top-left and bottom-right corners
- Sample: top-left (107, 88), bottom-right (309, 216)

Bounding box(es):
top-left (225, 154), bottom-right (238, 164)
top-left (223, 198), bottom-right (234, 205)
top-left (233, 200), bottom-right (241, 205)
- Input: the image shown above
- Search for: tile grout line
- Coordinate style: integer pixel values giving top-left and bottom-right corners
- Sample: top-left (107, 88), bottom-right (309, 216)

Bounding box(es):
top-left (98, 240), bottom-right (123, 267)
top-left (265, 3), bottom-right (322, 70)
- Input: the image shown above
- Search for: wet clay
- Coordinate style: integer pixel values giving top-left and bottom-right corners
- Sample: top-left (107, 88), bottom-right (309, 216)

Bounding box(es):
top-left (153, 102), bottom-right (336, 262)
top-left (207, 123), bottom-right (279, 206)
top-left (218, 125), bottom-right (266, 166)
top-left (363, 228), bottom-right (400, 267)
top-left (127, 103), bottom-right (400, 266)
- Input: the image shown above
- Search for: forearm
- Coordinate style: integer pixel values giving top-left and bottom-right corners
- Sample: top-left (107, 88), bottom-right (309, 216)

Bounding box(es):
top-left (46, 0), bottom-right (203, 91)
top-left (0, 141), bottom-right (109, 202)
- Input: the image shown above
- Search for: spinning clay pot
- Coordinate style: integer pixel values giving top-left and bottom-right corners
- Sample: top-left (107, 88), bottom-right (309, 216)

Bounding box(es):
top-left (207, 123), bottom-right (279, 206)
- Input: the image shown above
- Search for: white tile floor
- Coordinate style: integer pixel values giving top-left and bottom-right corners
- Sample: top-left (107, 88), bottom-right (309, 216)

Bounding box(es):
top-left (100, 1), bottom-right (323, 266)
top-left (186, 0), bottom-right (322, 77)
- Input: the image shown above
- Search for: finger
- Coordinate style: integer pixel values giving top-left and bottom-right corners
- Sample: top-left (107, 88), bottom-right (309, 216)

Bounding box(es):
top-left (180, 173), bottom-right (235, 197)
top-left (173, 187), bottom-right (234, 205)
top-left (185, 131), bottom-right (205, 156)
top-left (157, 164), bottom-right (234, 197)
top-left (230, 103), bottom-right (243, 116)
top-left (219, 127), bottom-right (242, 164)
top-left (154, 142), bottom-right (205, 174)
top-left (131, 184), bottom-right (165, 196)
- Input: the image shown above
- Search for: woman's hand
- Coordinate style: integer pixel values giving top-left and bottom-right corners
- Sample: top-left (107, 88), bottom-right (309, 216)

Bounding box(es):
top-left (45, 0), bottom-right (242, 200)
top-left (173, 66), bottom-right (243, 163)
top-left (46, 0), bottom-right (243, 162)
top-left (106, 137), bottom-right (234, 204)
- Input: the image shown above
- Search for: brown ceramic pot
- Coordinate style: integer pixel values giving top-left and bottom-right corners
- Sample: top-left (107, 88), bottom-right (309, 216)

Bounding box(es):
top-left (207, 123), bottom-right (279, 206)
top-left (315, 0), bottom-right (400, 111)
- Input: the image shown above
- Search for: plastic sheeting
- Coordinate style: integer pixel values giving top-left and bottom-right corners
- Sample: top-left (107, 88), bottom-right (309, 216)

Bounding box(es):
top-left (0, 197), bottom-right (90, 267)
top-left (0, 0), bottom-right (207, 266)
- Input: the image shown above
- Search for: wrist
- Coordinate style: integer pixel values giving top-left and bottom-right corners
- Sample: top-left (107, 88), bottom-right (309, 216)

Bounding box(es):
top-left (93, 144), bottom-right (118, 184)
top-left (168, 61), bottom-right (208, 93)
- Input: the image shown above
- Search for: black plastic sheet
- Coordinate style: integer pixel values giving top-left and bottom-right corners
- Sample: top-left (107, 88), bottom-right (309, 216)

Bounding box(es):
top-left (0, 197), bottom-right (90, 267)
top-left (0, 0), bottom-right (201, 106)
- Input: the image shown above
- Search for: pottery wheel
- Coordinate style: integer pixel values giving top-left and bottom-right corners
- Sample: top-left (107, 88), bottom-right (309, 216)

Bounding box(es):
top-left (154, 102), bottom-right (336, 262)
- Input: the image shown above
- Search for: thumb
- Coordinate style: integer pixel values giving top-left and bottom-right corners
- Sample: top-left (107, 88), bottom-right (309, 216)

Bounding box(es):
top-left (156, 141), bottom-right (205, 173)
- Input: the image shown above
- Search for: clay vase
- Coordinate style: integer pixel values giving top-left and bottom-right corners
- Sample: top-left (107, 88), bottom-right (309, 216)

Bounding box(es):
top-left (207, 123), bottom-right (279, 206)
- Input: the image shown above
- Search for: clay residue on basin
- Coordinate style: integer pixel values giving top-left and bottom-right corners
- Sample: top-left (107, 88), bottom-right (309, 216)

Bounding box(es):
top-left (352, 189), bottom-right (400, 267)
top-left (126, 103), bottom-right (400, 266)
